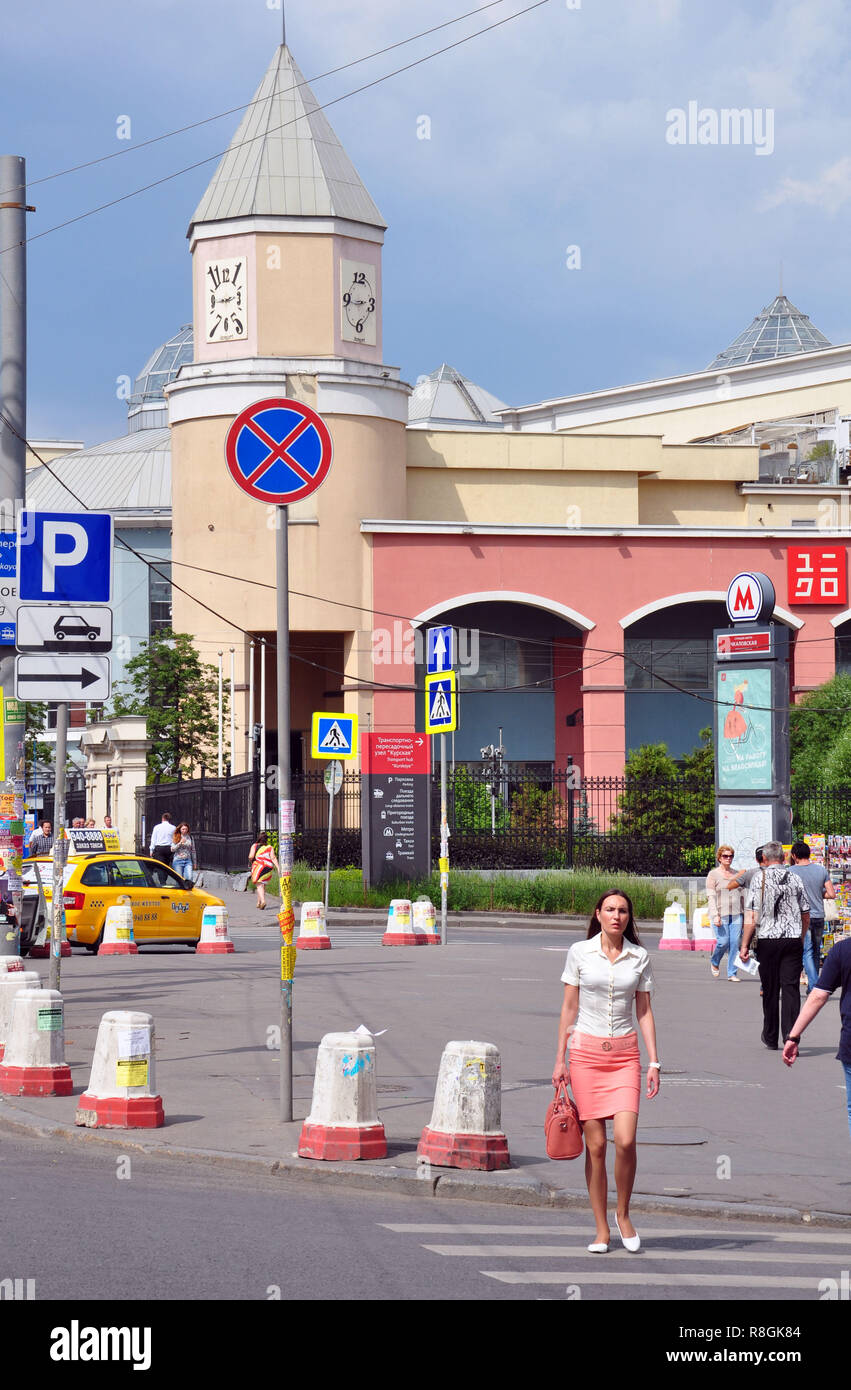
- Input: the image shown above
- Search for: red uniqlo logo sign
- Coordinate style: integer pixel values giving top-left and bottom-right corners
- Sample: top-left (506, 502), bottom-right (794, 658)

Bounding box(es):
top-left (788, 547), bottom-right (847, 605)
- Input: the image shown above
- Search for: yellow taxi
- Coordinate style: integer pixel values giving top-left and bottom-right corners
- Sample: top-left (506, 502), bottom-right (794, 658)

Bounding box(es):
top-left (23, 852), bottom-right (226, 953)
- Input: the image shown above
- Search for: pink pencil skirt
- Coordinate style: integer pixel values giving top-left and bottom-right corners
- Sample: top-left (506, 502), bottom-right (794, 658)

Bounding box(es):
top-left (569, 1032), bottom-right (641, 1121)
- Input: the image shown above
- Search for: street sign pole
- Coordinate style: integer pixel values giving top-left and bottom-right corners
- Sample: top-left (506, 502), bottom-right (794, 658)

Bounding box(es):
top-left (277, 504), bottom-right (293, 1123)
top-left (222, 396), bottom-right (333, 1126)
top-left (324, 775), bottom-right (335, 919)
top-left (49, 701), bottom-right (68, 992)
top-left (0, 156), bottom-right (30, 957)
top-left (440, 733), bottom-right (448, 946)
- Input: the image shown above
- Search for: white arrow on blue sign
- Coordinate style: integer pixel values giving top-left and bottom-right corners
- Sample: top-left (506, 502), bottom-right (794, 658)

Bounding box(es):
top-left (426, 625), bottom-right (454, 675)
top-left (17, 511), bottom-right (113, 604)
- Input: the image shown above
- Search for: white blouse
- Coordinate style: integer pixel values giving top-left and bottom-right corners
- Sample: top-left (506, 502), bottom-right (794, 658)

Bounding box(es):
top-left (561, 936), bottom-right (655, 1038)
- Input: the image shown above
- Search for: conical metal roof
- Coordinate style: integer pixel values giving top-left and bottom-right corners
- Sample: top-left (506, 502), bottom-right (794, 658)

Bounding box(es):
top-left (189, 45), bottom-right (385, 233)
top-left (708, 294), bottom-right (831, 369)
top-left (408, 364), bottom-right (508, 426)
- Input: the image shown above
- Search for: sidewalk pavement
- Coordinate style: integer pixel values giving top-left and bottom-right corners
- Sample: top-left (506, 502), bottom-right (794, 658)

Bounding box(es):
top-left (1, 901), bottom-right (848, 1225)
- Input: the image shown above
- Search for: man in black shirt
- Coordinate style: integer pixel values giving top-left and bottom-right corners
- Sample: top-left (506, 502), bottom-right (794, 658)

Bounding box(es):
top-left (783, 937), bottom-right (851, 1140)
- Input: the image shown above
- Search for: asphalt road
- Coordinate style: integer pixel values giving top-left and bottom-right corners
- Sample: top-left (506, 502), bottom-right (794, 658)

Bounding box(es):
top-left (0, 1129), bottom-right (844, 1307)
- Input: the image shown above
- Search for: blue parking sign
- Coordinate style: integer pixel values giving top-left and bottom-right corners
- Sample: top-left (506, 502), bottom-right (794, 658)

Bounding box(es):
top-left (18, 511), bottom-right (113, 603)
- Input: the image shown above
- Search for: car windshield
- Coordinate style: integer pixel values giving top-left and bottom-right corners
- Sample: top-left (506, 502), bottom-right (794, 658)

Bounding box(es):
top-left (107, 859), bottom-right (149, 888)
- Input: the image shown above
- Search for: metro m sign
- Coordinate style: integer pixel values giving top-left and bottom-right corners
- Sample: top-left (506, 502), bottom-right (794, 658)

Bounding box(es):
top-left (788, 547), bottom-right (847, 606)
top-left (725, 571), bottom-right (775, 624)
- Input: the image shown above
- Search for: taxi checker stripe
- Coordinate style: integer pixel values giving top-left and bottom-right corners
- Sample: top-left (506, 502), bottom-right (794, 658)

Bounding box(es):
top-left (241, 415), bottom-right (316, 489)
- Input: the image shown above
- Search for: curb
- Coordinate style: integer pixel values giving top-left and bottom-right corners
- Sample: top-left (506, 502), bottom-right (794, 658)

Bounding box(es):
top-left (2, 1102), bottom-right (847, 1226)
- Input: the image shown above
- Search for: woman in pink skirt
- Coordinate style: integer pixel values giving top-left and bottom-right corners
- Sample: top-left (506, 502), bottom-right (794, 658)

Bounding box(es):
top-left (552, 890), bottom-right (660, 1253)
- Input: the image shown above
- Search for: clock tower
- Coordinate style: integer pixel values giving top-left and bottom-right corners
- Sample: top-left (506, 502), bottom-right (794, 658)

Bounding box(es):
top-left (166, 45), bottom-right (409, 774)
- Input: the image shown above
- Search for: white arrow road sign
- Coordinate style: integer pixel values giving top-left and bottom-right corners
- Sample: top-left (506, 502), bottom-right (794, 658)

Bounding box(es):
top-left (17, 604), bottom-right (113, 654)
top-left (15, 655), bottom-right (111, 701)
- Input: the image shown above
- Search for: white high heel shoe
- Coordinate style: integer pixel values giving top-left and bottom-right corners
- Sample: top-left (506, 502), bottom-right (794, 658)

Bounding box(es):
top-left (587, 1241), bottom-right (608, 1253)
top-left (615, 1215), bottom-right (640, 1252)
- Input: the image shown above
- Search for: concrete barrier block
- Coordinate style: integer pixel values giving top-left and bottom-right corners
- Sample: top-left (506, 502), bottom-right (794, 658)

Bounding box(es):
top-left (76, 1010), bottom-right (163, 1128)
top-left (298, 1030), bottom-right (387, 1160)
top-left (0, 988), bottom-right (72, 1095)
top-left (197, 905), bottom-right (234, 954)
top-left (98, 904), bottom-right (138, 956)
top-left (0, 971), bottom-right (41, 1059)
top-left (418, 1040), bottom-right (510, 1171)
top-left (296, 901), bottom-right (331, 950)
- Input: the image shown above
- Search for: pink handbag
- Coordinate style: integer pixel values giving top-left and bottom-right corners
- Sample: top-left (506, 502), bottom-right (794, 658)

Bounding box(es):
top-left (545, 1077), bottom-right (584, 1160)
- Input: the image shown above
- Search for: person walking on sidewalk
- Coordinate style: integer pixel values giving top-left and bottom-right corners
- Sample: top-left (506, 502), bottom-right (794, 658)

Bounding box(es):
top-left (706, 845), bottom-right (743, 981)
top-left (783, 935), bottom-right (851, 1139)
top-left (171, 823), bottom-right (198, 884)
top-left (149, 813), bottom-right (174, 865)
top-left (248, 831), bottom-right (279, 910)
top-left (740, 841), bottom-right (809, 1050)
top-left (790, 840), bottom-right (835, 995)
top-left (552, 890), bottom-right (660, 1254)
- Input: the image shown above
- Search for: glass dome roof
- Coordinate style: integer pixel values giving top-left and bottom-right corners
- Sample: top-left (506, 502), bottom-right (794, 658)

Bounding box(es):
top-left (130, 325), bottom-right (193, 406)
top-left (708, 295), bottom-right (831, 370)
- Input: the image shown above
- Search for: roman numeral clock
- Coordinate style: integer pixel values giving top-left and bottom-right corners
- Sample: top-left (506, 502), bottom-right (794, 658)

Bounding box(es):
top-left (204, 257), bottom-right (248, 343)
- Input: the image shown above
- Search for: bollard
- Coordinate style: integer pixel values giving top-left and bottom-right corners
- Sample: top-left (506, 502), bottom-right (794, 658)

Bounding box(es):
top-left (0, 971), bottom-right (40, 1061)
top-left (382, 898), bottom-right (428, 946)
top-left (692, 906), bottom-right (716, 952)
top-left (418, 1040), bottom-right (510, 1170)
top-left (0, 988), bottom-right (72, 1095)
top-left (98, 904), bottom-right (139, 956)
top-left (76, 1010), bottom-right (164, 1128)
top-left (29, 925), bottom-right (71, 960)
top-left (298, 1030), bottom-right (387, 1160)
top-left (0, 958), bottom-right (27, 976)
top-left (659, 902), bottom-right (693, 951)
top-left (413, 898), bottom-right (440, 944)
top-left (296, 901), bottom-right (331, 951)
top-left (196, 905), bottom-right (235, 954)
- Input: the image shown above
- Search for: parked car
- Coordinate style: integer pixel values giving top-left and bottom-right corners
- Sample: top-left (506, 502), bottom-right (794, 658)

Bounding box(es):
top-left (22, 853), bottom-right (224, 952)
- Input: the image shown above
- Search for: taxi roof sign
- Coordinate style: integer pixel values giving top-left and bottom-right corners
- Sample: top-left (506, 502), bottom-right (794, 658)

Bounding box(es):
top-left (311, 712), bottom-right (358, 759)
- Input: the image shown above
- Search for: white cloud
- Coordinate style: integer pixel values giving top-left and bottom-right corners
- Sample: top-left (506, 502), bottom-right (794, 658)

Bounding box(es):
top-left (760, 156), bottom-right (851, 214)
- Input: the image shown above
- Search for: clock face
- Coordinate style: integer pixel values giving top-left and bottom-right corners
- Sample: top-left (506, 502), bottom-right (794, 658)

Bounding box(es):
top-left (340, 259), bottom-right (378, 346)
top-left (204, 258), bottom-right (248, 343)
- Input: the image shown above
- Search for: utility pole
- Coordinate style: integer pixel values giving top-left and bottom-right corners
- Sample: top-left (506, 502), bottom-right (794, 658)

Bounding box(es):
top-left (0, 155), bottom-right (33, 956)
top-left (277, 504), bottom-right (295, 1122)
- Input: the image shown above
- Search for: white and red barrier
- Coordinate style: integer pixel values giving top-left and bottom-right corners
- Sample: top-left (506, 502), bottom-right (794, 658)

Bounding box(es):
top-left (418, 1040), bottom-right (510, 1171)
top-left (0, 971), bottom-right (40, 1061)
top-left (382, 899), bottom-right (428, 946)
top-left (413, 898), bottom-right (440, 944)
top-left (0, 958), bottom-right (27, 977)
top-left (659, 902), bottom-right (693, 951)
top-left (29, 924), bottom-right (71, 959)
top-left (196, 905), bottom-right (234, 954)
top-left (298, 1029), bottom-right (387, 1160)
top-left (692, 907), bottom-right (716, 953)
top-left (76, 1010), bottom-right (164, 1129)
top-left (0, 988), bottom-right (72, 1096)
top-left (98, 904), bottom-right (138, 956)
top-left (296, 901), bottom-right (331, 950)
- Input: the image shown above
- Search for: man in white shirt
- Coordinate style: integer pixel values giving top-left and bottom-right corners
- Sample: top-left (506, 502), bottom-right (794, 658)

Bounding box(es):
top-left (149, 814), bottom-right (174, 864)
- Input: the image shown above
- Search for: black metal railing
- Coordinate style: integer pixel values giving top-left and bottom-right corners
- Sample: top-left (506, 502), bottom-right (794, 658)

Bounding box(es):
top-left (135, 763), bottom-right (723, 875)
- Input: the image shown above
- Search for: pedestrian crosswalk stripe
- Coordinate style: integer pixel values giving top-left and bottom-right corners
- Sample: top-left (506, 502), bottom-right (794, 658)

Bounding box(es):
top-left (482, 1272), bottom-right (818, 1288)
top-left (422, 1244), bottom-right (841, 1265)
top-left (381, 1223), bottom-right (851, 1243)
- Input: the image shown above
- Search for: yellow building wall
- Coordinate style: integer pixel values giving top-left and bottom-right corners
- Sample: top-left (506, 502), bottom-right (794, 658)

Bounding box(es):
top-left (557, 379), bottom-right (851, 445)
top-left (638, 480), bottom-right (749, 526)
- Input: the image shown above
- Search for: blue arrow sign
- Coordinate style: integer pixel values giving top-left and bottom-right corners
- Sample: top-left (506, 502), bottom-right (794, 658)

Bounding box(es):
top-left (426, 625), bottom-right (454, 674)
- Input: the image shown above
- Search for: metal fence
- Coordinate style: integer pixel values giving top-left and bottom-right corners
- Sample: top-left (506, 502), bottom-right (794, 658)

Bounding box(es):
top-left (124, 769), bottom-right (851, 876)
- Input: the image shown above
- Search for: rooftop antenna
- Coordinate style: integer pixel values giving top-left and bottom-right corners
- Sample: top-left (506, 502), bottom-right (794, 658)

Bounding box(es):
top-left (282, 1), bottom-right (286, 47)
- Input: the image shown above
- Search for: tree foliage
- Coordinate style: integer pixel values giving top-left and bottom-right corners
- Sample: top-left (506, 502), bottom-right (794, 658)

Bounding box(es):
top-left (790, 674), bottom-right (851, 788)
top-left (610, 728), bottom-right (714, 849)
top-left (107, 630), bottom-right (227, 781)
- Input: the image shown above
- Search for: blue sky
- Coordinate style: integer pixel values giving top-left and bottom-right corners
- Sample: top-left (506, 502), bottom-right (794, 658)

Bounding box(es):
top-left (3, 0), bottom-right (850, 445)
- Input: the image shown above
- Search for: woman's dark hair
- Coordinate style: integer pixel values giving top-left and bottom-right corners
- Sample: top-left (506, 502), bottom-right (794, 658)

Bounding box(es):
top-left (255, 831), bottom-right (268, 846)
top-left (586, 890), bottom-right (642, 946)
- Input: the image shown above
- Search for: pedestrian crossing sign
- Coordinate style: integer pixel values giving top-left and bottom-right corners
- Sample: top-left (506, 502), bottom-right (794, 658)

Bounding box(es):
top-left (425, 671), bottom-right (457, 734)
top-left (311, 712), bottom-right (358, 759)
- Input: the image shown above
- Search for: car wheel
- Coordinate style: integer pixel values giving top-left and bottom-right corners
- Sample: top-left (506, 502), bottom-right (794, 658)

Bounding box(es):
top-left (87, 631), bottom-right (98, 641)
top-left (55, 631), bottom-right (65, 641)
top-left (85, 926), bottom-right (105, 955)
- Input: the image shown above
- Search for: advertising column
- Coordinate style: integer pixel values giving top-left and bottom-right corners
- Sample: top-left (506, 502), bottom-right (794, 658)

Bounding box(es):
top-left (714, 572), bottom-right (791, 862)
